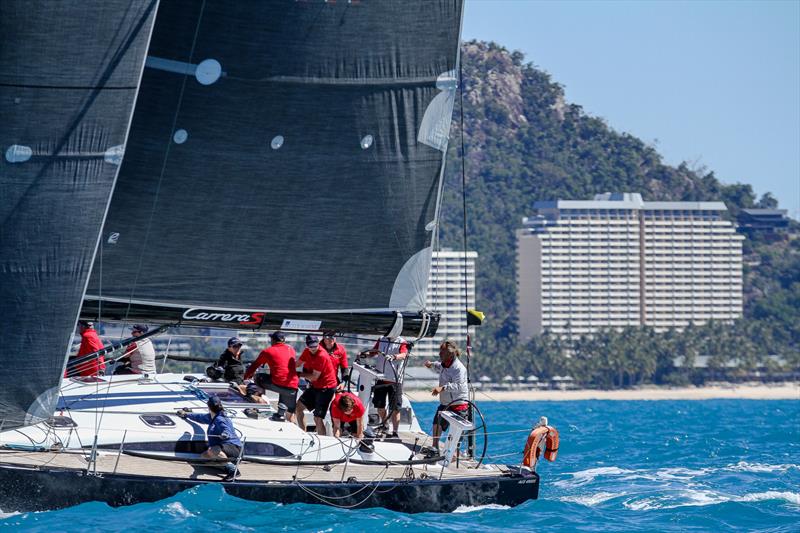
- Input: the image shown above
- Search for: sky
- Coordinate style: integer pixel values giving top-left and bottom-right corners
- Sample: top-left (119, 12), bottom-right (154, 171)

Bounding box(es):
top-left (462, 0), bottom-right (800, 218)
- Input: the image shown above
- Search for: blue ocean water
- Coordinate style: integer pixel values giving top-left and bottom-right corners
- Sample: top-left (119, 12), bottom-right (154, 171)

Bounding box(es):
top-left (2, 400), bottom-right (798, 532)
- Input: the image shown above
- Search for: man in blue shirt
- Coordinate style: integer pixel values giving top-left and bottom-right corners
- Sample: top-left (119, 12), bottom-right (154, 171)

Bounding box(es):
top-left (177, 395), bottom-right (242, 481)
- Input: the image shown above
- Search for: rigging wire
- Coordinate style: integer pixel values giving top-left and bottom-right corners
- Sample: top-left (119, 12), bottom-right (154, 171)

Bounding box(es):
top-left (458, 48), bottom-right (472, 384)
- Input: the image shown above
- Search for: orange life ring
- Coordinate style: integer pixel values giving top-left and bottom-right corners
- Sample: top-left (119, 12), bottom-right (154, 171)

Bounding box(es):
top-left (522, 425), bottom-right (559, 468)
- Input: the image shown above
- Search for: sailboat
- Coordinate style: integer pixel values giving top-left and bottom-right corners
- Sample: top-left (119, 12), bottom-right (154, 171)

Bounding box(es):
top-left (0, 0), bottom-right (555, 513)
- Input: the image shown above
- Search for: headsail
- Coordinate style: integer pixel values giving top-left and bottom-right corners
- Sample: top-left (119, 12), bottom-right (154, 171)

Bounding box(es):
top-left (84, 0), bottom-right (464, 338)
top-left (0, 1), bottom-right (158, 428)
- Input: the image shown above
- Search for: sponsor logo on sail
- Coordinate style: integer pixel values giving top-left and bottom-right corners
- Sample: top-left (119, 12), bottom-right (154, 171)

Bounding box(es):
top-left (182, 308), bottom-right (264, 325)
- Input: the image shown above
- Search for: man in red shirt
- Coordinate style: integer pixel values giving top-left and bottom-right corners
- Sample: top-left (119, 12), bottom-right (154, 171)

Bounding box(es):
top-left (330, 392), bottom-right (366, 440)
top-left (321, 331), bottom-right (348, 390)
top-left (66, 321), bottom-right (105, 377)
top-left (295, 335), bottom-right (338, 435)
top-left (244, 331), bottom-right (298, 422)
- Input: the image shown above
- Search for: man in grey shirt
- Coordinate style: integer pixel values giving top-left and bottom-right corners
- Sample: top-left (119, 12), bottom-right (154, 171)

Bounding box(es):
top-left (424, 339), bottom-right (469, 450)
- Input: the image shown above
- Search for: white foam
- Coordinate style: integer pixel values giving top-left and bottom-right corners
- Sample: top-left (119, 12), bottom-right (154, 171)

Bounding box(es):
top-left (623, 497), bottom-right (661, 511)
top-left (623, 490), bottom-right (800, 511)
top-left (560, 491), bottom-right (622, 507)
top-left (726, 462), bottom-right (799, 474)
top-left (622, 490), bottom-right (724, 511)
top-left (619, 466), bottom-right (711, 482)
top-left (738, 491), bottom-right (800, 506)
top-left (0, 510), bottom-right (20, 519)
top-left (160, 501), bottom-right (195, 519)
top-left (452, 504), bottom-right (511, 513)
top-left (554, 466), bottom-right (634, 488)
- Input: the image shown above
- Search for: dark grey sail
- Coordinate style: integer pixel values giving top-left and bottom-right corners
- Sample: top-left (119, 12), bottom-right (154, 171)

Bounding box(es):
top-left (85, 0), bottom-right (463, 337)
top-left (0, 1), bottom-right (158, 428)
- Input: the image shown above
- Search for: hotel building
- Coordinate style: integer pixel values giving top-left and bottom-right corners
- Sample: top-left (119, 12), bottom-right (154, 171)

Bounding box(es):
top-left (517, 193), bottom-right (743, 340)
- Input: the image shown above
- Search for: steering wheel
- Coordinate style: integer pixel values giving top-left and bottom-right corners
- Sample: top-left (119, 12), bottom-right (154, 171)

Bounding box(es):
top-left (444, 399), bottom-right (488, 468)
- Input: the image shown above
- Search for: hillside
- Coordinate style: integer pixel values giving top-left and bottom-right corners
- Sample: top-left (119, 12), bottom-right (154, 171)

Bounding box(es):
top-left (438, 41), bottom-right (799, 381)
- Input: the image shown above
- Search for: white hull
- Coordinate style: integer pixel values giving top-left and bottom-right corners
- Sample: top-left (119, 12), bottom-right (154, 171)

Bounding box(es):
top-left (2, 373), bottom-right (424, 466)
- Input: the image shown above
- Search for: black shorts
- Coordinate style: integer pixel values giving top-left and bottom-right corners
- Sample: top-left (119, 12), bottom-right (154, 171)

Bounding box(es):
top-left (205, 442), bottom-right (241, 459)
top-left (298, 387), bottom-right (336, 419)
top-left (221, 442), bottom-right (242, 459)
top-left (433, 404), bottom-right (469, 431)
top-left (371, 381), bottom-right (403, 411)
top-left (254, 373), bottom-right (298, 412)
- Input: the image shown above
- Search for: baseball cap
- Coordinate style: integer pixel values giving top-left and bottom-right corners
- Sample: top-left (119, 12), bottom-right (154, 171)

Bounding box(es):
top-left (322, 331), bottom-right (336, 340)
top-left (131, 324), bottom-right (148, 334)
top-left (227, 336), bottom-right (245, 347)
top-left (305, 334), bottom-right (319, 347)
top-left (207, 395), bottom-right (223, 410)
top-left (269, 331), bottom-right (286, 342)
top-left (78, 320), bottom-right (93, 328)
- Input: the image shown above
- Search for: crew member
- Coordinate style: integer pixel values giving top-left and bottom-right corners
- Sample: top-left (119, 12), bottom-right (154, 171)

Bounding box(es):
top-left (66, 321), bottom-right (105, 377)
top-left (321, 331), bottom-right (349, 389)
top-left (424, 339), bottom-right (469, 450)
top-left (243, 331), bottom-right (298, 422)
top-left (115, 324), bottom-right (156, 375)
top-left (208, 337), bottom-right (246, 384)
top-left (330, 391), bottom-right (366, 440)
top-left (177, 395), bottom-right (242, 481)
top-left (363, 334), bottom-right (408, 439)
top-left (295, 335), bottom-right (338, 435)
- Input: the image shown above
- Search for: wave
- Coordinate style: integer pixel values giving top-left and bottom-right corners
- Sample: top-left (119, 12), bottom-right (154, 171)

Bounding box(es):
top-left (739, 491), bottom-right (800, 506)
top-left (560, 492), bottom-right (624, 507)
top-left (622, 490), bottom-right (800, 511)
top-left (619, 467), bottom-right (711, 482)
top-left (724, 462), bottom-right (800, 474)
top-left (554, 466), bottom-right (635, 487)
top-left (556, 462), bottom-right (799, 489)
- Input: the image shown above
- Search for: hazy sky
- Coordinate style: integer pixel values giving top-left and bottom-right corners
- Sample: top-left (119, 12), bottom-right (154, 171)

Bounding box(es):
top-left (463, 0), bottom-right (800, 218)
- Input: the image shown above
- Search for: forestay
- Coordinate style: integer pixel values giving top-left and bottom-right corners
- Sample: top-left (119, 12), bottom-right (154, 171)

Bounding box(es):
top-left (84, 0), bottom-right (464, 336)
top-left (0, 0), bottom-right (158, 428)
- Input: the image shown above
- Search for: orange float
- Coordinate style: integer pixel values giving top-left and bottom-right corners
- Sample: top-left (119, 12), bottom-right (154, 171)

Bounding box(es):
top-left (522, 424), bottom-right (559, 468)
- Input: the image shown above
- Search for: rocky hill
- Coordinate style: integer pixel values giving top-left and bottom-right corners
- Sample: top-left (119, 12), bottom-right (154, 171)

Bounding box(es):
top-left (438, 41), bottom-right (799, 378)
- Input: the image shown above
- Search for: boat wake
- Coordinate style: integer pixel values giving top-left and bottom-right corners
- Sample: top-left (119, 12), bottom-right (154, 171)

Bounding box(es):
top-left (159, 502), bottom-right (196, 519)
top-left (452, 504), bottom-right (512, 513)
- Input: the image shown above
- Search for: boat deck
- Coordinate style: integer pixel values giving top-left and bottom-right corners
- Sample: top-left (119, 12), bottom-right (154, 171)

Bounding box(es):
top-left (0, 446), bottom-right (507, 484)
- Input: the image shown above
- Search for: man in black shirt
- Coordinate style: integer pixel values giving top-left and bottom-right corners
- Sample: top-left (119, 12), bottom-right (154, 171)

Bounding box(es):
top-left (208, 337), bottom-right (246, 384)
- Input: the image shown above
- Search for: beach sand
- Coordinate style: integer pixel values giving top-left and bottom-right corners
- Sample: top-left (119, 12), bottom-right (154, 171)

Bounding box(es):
top-left (404, 383), bottom-right (800, 401)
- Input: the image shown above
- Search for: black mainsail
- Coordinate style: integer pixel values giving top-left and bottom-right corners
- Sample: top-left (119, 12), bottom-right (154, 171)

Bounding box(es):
top-left (83, 0), bottom-right (464, 337)
top-left (0, 1), bottom-right (157, 428)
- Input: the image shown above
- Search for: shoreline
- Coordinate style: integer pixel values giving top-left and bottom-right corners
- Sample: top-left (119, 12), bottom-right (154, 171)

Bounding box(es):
top-left (404, 383), bottom-right (800, 401)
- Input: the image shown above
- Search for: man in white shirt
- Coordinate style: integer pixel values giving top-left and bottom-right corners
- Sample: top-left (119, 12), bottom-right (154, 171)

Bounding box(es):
top-left (116, 324), bottom-right (157, 374)
top-left (363, 335), bottom-right (408, 438)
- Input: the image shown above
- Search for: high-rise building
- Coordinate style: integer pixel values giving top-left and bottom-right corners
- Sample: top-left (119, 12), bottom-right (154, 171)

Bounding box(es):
top-left (414, 250), bottom-right (477, 361)
top-left (517, 193), bottom-right (743, 340)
